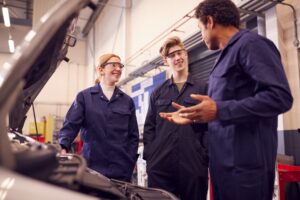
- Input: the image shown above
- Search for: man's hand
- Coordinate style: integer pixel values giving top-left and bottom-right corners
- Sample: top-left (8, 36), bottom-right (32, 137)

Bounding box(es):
top-left (160, 94), bottom-right (217, 124)
top-left (178, 94), bottom-right (217, 123)
top-left (159, 102), bottom-right (193, 125)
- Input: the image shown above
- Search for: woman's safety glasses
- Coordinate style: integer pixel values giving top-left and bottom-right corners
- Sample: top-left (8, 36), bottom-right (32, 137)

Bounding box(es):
top-left (101, 62), bottom-right (124, 69)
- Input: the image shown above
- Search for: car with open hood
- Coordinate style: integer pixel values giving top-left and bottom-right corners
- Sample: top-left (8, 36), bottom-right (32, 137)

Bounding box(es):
top-left (0, 0), bottom-right (178, 199)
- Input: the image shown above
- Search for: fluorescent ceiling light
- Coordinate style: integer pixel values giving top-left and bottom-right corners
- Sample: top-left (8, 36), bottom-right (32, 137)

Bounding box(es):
top-left (2, 6), bottom-right (11, 27)
top-left (8, 39), bottom-right (15, 53)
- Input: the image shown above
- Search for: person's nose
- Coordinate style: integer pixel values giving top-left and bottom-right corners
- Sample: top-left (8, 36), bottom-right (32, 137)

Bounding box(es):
top-left (112, 64), bottom-right (121, 70)
top-left (114, 66), bottom-right (122, 73)
top-left (115, 65), bottom-right (122, 71)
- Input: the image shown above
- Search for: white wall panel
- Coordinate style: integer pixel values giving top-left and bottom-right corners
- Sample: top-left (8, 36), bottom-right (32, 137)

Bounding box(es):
top-left (32, 0), bottom-right (60, 27)
top-left (0, 53), bottom-right (11, 67)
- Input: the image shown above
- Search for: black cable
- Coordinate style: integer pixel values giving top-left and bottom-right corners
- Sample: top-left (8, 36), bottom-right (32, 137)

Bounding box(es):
top-left (32, 102), bottom-right (39, 141)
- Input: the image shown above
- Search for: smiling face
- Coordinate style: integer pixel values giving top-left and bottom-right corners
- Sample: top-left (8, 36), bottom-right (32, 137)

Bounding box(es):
top-left (164, 45), bottom-right (188, 73)
top-left (98, 56), bottom-right (123, 86)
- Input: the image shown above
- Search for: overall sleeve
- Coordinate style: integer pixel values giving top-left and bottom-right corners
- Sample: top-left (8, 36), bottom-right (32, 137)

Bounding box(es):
top-left (58, 92), bottom-right (85, 150)
top-left (143, 92), bottom-right (156, 160)
top-left (216, 39), bottom-right (293, 124)
top-left (128, 98), bottom-right (139, 162)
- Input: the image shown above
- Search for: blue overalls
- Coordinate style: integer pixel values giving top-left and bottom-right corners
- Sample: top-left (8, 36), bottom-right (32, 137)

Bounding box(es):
top-left (59, 84), bottom-right (139, 181)
top-left (144, 75), bottom-right (208, 200)
top-left (208, 29), bottom-right (293, 200)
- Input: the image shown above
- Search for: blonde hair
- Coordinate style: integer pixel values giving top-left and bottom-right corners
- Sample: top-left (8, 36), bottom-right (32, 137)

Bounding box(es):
top-left (159, 36), bottom-right (185, 57)
top-left (95, 53), bottom-right (121, 84)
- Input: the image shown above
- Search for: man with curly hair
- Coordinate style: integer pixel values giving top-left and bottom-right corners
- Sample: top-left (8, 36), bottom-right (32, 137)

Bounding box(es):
top-left (160, 0), bottom-right (293, 199)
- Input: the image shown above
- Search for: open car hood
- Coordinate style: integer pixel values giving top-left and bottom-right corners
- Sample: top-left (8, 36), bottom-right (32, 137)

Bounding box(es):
top-left (0, 0), bottom-right (91, 169)
top-left (0, 1), bottom-right (180, 199)
top-left (2, 0), bottom-right (92, 133)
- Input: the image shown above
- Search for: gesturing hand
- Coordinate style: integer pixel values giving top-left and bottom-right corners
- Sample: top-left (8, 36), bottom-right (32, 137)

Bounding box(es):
top-left (159, 102), bottom-right (193, 125)
top-left (178, 94), bottom-right (217, 123)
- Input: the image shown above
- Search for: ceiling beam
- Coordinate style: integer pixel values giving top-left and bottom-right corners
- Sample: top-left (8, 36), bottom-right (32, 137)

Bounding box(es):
top-left (81, 0), bottom-right (109, 37)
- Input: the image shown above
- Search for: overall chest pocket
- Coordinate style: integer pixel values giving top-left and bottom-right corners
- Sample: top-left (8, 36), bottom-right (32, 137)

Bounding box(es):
top-left (210, 64), bottom-right (241, 99)
top-left (155, 99), bottom-right (171, 112)
top-left (107, 108), bottom-right (131, 142)
top-left (183, 97), bottom-right (198, 107)
top-left (111, 108), bottom-right (131, 129)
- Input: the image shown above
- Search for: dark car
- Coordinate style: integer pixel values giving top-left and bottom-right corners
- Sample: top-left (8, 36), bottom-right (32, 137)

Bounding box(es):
top-left (0, 0), bottom-right (178, 199)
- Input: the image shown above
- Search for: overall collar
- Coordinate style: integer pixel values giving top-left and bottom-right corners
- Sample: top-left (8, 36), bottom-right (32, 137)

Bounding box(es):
top-left (90, 84), bottom-right (124, 102)
top-left (210, 29), bottom-right (248, 74)
top-left (168, 73), bottom-right (195, 86)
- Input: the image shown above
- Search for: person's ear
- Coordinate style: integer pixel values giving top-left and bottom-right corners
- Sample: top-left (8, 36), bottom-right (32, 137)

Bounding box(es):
top-left (97, 66), bottom-right (105, 75)
top-left (163, 57), bottom-right (169, 66)
top-left (207, 16), bottom-right (215, 29)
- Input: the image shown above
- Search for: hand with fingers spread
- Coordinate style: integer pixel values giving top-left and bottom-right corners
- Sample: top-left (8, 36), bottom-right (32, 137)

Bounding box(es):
top-left (159, 102), bottom-right (193, 125)
top-left (178, 94), bottom-right (217, 123)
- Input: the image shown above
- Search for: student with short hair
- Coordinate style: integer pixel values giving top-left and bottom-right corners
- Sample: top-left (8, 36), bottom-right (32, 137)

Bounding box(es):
top-left (143, 36), bottom-right (208, 200)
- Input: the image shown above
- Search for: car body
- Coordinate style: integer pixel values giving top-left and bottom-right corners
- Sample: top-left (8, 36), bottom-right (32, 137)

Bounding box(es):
top-left (0, 1), bottom-right (178, 199)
